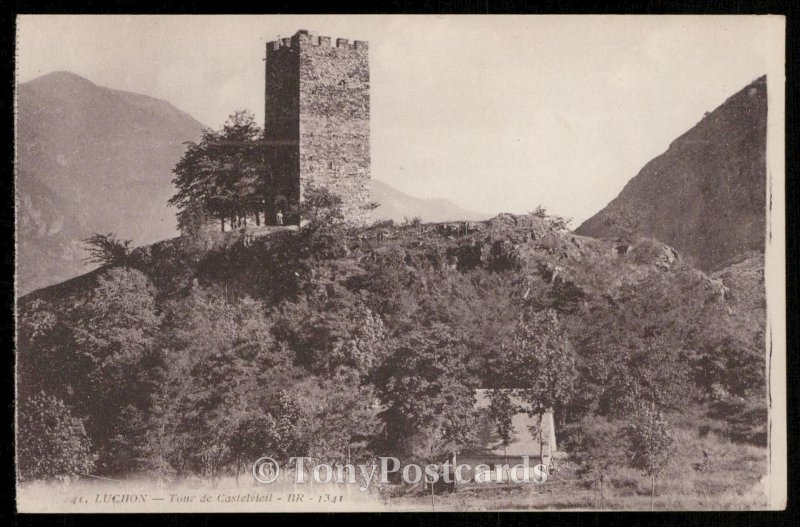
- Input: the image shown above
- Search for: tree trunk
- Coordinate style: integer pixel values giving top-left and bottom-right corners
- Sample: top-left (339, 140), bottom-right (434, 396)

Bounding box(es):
top-left (600, 473), bottom-right (604, 507)
top-left (255, 212), bottom-right (261, 226)
top-left (651, 474), bottom-right (656, 510)
top-left (221, 218), bottom-right (225, 232)
top-left (596, 474), bottom-right (602, 508)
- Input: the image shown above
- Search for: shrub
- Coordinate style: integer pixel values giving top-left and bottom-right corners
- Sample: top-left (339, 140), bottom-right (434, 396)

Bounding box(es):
top-left (17, 392), bottom-right (96, 482)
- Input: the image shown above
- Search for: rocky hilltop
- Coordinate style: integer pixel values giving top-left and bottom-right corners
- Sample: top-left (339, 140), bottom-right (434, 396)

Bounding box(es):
top-left (576, 76), bottom-right (767, 272)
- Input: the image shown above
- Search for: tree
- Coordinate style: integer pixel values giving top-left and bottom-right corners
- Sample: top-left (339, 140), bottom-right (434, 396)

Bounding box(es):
top-left (154, 288), bottom-right (295, 482)
top-left (73, 268), bottom-right (160, 401)
top-left (627, 402), bottom-right (674, 509)
top-left (530, 204), bottom-right (572, 231)
top-left (694, 333), bottom-right (765, 399)
top-left (531, 205), bottom-right (548, 218)
top-left (83, 233), bottom-right (132, 266)
top-left (375, 324), bottom-right (478, 461)
top-left (17, 299), bottom-right (87, 403)
top-left (561, 415), bottom-right (630, 507)
top-left (136, 366), bottom-right (182, 485)
top-left (229, 391), bottom-right (305, 484)
top-left (299, 184), bottom-right (345, 228)
top-left (17, 392), bottom-right (96, 482)
top-left (169, 110), bottom-right (265, 232)
top-left (296, 185), bottom-right (350, 259)
top-left (360, 245), bottom-right (420, 321)
top-left (69, 267), bottom-right (161, 465)
top-left (498, 308), bottom-right (577, 424)
top-left (572, 265), bottom-right (705, 418)
top-left (488, 390), bottom-right (517, 462)
top-left (291, 369), bottom-right (381, 465)
top-left (102, 404), bottom-right (149, 476)
top-left (599, 339), bottom-right (694, 417)
top-left (272, 294), bottom-right (388, 376)
top-left (18, 272), bottom-right (161, 476)
top-left (327, 306), bottom-right (388, 375)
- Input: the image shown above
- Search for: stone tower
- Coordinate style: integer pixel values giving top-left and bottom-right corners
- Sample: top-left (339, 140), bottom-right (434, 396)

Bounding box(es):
top-left (264, 29), bottom-right (371, 225)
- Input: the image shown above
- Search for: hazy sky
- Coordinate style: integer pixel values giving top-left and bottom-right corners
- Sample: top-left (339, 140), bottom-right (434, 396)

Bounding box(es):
top-left (16, 15), bottom-right (783, 224)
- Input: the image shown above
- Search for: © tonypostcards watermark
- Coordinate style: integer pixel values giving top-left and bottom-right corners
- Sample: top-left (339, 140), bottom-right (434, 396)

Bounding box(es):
top-left (252, 456), bottom-right (549, 491)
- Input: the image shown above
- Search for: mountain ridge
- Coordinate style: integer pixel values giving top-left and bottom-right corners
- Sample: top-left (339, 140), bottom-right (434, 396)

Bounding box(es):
top-left (576, 75), bottom-right (767, 271)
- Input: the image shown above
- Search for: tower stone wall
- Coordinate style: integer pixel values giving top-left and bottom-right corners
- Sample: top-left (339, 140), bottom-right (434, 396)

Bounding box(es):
top-left (264, 30), bottom-right (370, 225)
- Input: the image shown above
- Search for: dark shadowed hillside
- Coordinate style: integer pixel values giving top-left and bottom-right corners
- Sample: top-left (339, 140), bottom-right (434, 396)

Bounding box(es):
top-left (576, 76), bottom-right (767, 271)
top-left (16, 71), bottom-right (206, 295)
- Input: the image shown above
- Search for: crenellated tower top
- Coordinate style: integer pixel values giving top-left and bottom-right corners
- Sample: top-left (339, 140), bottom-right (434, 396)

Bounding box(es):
top-left (266, 29), bottom-right (368, 53)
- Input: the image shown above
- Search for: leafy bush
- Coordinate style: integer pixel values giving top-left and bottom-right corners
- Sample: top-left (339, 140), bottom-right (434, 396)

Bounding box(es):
top-left (17, 392), bottom-right (96, 482)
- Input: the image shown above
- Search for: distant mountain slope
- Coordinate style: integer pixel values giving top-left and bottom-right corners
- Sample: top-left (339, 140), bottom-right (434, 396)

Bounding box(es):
top-left (368, 179), bottom-right (489, 223)
top-left (576, 76), bottom-right (767, 271)
top-left (15, 169), bottom-right (90, 295)
top-left (16, 71), bottom-right (206, 295)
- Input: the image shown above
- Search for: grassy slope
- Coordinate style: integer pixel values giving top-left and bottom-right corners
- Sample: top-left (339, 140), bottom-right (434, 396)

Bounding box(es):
top-left (389, 409), bottom-right (767, 511)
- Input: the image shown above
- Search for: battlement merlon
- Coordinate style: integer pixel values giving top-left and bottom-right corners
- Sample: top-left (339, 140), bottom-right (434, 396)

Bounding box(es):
top-left (266, 29), bottom-right (368, 54)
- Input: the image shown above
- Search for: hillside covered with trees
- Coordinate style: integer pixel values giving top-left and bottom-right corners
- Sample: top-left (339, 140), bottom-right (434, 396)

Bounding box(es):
top-left (16, 86), bottom-right (770, 507)
top-left (17, 186), bottom-right (766, 502)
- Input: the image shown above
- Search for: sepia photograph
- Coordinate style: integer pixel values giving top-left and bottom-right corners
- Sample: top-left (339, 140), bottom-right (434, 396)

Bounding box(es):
top-left (13, 14), bottom-right (786, 512)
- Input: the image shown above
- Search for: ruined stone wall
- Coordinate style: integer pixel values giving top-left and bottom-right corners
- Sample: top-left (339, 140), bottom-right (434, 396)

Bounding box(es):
top-left (264, 30), bottom-right (371, 225)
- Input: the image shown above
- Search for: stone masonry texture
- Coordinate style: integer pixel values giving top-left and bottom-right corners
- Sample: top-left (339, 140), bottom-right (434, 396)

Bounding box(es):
top-left (264, 30), bottom-right (371, 225)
